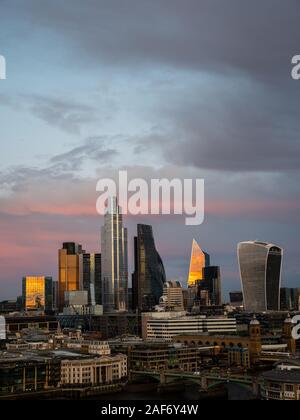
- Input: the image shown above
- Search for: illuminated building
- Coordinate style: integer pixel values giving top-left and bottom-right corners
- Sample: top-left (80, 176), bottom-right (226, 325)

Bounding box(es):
top-left (22, 276), bottom-right (53, 312)
top-left (101, 198), bottom-right (128, 312)
top-left (187, 239), bottom-right (210, 287)
top-left (238, 241), bottom-right (283, 312)
top-left (132, 224), bottom-right (166, 312)
top-left (58, 242), bottom-right (84, 311)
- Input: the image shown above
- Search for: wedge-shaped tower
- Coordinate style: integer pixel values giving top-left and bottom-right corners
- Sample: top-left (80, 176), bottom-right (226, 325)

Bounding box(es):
top-left (187, 239), bottom-right (210, 287)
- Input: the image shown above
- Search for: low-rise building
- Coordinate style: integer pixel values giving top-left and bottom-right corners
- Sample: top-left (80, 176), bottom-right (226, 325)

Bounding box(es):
top-left (142, 312), bottom-right (237, 342)
top-left (260, 360), bottom-right (300, 400)
top-left (128, 343), bottom-right (216, 372)
top-left (60, 354), bottom-right (127, 386)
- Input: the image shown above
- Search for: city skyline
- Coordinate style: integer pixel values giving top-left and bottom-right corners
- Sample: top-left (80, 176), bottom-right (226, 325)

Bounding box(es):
top-left (1, 0), bottom-right (300, 300)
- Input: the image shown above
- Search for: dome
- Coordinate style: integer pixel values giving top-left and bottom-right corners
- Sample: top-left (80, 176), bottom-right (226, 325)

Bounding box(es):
top-left (250, 315), bottom-right (260, 326)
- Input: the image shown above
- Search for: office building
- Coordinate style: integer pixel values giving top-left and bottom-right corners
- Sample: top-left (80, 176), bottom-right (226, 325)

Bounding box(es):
top-left (58, 242), bottom-right (85, 311)
top-left (142, 312), bottom-right (237, 342)
top-left (238, 241), bottom-right (283, 312)
top-left (22, 276), bottom-right (54, 312)
top-left (93, 253), bottom-right (102, 305)
top-left (200, 266), bottom-right (222, 306)
top-left (60, 354), bottom-right (127, 386)
top-left (229, 291), bottom-right (244, 308)
top-left (159, 281), bottom-right (184, 312)
top-left (132, 224), bottom-right (166, 312)
top-left (0, 354), bottom-right (61, 395)
top-left (101, 198), bottom-right (128, 312)
top-left (187, 239), bottom-right (210, 287)
top-left (129, 343), bottom-right (214, 373)
top-left (183, 287), bottom-right (199, 312)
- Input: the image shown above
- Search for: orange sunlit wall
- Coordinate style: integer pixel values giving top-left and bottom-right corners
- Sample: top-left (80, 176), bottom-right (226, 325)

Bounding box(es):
top-left (58, 249), bottom-right (81, 310)
top-left (25, 276), bottom-right (46, 310)
top-left (187, 239), bottom-right (210, 287)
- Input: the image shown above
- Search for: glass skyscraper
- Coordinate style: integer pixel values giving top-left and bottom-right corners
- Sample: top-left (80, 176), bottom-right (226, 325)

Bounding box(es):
top-left (187, 239), bottom-right (210, 287)
top-left (58, 242), bottom-right (84, 311)
top-left (22, 276), bottom-right (53, 312)
top-left (132, 224), bottom-right (166, 312)
top-left (238, 241), bottom-right (283, 312)
top-left (101, 198), bottom-right (128, 312)
top-left (201, 266), bottom-right (222, 306)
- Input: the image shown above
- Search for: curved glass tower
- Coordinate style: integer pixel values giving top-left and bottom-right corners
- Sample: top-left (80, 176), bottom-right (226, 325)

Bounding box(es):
top-left (132, 224), bottom-right (166, 312)
top-left (238, 241), bottom-right (283, 312)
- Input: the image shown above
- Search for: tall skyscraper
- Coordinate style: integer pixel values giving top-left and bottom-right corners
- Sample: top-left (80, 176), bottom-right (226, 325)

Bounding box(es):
top-left (82, 253), bottom-right (102, 306)
top-left (101, 198), bottom-right (128, 312)
top-left (58, 242), bottom-right (84, 311)
top-left (187, 239), bottom-right (210, 287)
top-left (132, 224), bottom-right (166, 312)
top-left (200, 266), bottom-right (222, 306)
top-left (238, 241), bottom-right (283, 312)
top-left (22, 276), bottom-right (53, 312)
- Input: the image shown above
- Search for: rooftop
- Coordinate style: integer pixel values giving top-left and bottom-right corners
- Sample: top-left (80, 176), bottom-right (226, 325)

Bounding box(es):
top-left (261, 369), bottom-right (300, 384)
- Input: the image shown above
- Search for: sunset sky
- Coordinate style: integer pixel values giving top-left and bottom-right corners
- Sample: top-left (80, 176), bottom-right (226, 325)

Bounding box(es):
top-left (0, 0), bottom-right (300, 300)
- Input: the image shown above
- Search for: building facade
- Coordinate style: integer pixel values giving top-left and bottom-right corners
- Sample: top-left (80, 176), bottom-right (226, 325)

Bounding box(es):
top-left (260, 360), bottom-right (300, 400)
top-left (22, 276), bottom-right (53, 312)
top-left (60, 354), bottom-right (127, 386)
top-left (238, 241), bottom-right (283, 312)
top-left (142, 312), bottom-right (237, 342)
top-left (187, 239), bottom-right (210, 287)
top-left (58, 242), bottom-right (85, 311)
top-left (101, 198), bottom-right (128, 313)
top-left (159, 281), bottom-right (184, 312)
top-left (200, 266), bottom-right (222, 306)
top-left (132, 224), bottom-right (166, 312)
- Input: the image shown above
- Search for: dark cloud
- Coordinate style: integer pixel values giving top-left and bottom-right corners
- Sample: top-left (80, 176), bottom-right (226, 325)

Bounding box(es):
top-left (2, 0), bottom-right (299, 82)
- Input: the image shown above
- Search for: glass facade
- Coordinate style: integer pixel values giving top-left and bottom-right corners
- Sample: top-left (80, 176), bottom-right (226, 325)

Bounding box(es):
top-left (22, 276), bottom-right (53, 312)
top-left (187, 239), bottom-right (210, 287)
top-left (58, 242), bottom-right (84, 311)
top-left (132, 224), bottom-right (166, 312)
top-left (238, 241), bottom-right (283, 312)
top-left (201, 266), bottom-right (222, 306)
top-left (101, 198), bottom-right (128, 312)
